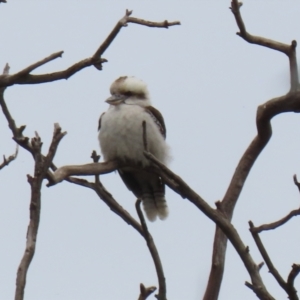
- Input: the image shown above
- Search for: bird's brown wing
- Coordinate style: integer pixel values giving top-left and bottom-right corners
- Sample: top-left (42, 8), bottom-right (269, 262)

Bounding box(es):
top-left (145, 106), bottom-right (166, 139)
top-left (98, 112), bottom-right (105, 131)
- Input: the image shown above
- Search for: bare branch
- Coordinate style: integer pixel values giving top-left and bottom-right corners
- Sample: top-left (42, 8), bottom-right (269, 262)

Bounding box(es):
top-left (249, 222), bottom-right (299, 300)
top-left (249, 221), bottom-right (287, 290)
top-left (93, 9), bottom-right (180, 59)
top-left (142, 151), bottom-right (274, 299)
top-left (138, 283), bottom-right (156, 300)
top-left (90, 150), bottom-right (101, 184)
top-left (48, 161), bottom-right (119, 185)
top-left (287, 264), bottom-right (300, 297)
top-left (3, 63), bottom-right (9, 75)
top-left (0, 89), bottom-right (32, 153)
top-left (15, 124), bottom-right (66, 300)
top-left (0, 11), bottom-right (179, 87)
top-left (127, 17), bottom-right (181, 29)
top-left (293, 174), bottom-right (300, 192)
top-left (135, 200), bottom-right (166, 300)
top-left (10, 51), bottom-right (63, 80)
top-left (249, 175), bottom-right (300, 234)
top-left (252, 208), bottom-right (300, 233)
top-left (204, 3), bottom-right (300, 296)
top-left (0, 144), bottom-right (18, 170)
top-left (230, 0), bottom-right (299, 91)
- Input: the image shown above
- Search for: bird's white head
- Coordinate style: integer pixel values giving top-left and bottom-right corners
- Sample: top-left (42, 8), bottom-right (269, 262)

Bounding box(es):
top-left (106, 76), bottom-right (151, 106)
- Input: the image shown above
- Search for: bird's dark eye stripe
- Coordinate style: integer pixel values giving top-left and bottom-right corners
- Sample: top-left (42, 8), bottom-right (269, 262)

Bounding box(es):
top-left (124, 91), bottom-right (132, 97)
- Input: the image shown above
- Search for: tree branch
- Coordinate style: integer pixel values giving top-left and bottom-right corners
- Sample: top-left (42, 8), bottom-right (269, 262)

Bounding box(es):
top-left (138, 283), bottom-right (157, 300)
top-left (135, 200), bottom-right (166, 300)
top-left (0, 10), bottom-right (179, 87)
top-left (249, 222), bottom-right (299, 300)
top-left (230, 0), bottom-right (299, 91)
top-left (251, 208), bottom-right (300, 233)
top-left (142, 151), bottom-right (275, 299)
top-left (15, 125), bottom-right (66, 300)
top-left (204, 1), bottom-right (300, 297)
top-left (0, 144), bottom-right (18, 170)
top-left (44, 147), bottom-right (275, 298)
top-left (249, 221), bottom-right (287, 290)
top-left (287, 264), bottom-right (300, 298)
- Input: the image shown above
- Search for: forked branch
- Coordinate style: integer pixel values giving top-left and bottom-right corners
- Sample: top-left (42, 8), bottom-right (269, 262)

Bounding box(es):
top-left (138, 283), bottom-right (157, 300)
top-left (15, 125), bottom-right (66, 300)
top-left (230, 0), bottom-right (299, 91)
top-left (204, 2), bottom-right (300, 298)
top-left (0, 10), bottom-right (179, 87)
top-left (249, 222), bottom-right (299, 300)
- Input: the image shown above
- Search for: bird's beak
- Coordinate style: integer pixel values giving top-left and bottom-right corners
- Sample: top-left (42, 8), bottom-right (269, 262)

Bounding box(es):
top-left (105, 94), bottom-right (127, 106)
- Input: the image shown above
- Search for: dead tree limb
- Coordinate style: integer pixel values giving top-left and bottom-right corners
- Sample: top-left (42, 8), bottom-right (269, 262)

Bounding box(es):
top-left (247, 175), bottom-right (300, 233)
top-left (15, 125), bottom-right (66, 300)
top-left (287, 264), bottom-right (300, 297)
top-left (203, 2), bottom-right (300, 299)
top-left (0, 9), bottom-right (180, 300)
top-left (249, 222), bottom-right (299, 300)
top-left (0, 10), bottom-right (179, 87)
top-left (251, 208), bottom-right (300, 233)
top-left (0, 145), bottom-right (18, 170)
top-left (138, 283), bottom-right (156, 300)
top-left (136, 200), bottom-right (166, 300)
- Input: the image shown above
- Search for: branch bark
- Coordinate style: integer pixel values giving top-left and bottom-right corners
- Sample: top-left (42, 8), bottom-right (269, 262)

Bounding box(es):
top-left (249, 222), bottom-right (299, 300)
top-left (136, 200), bottom-right (166, 300)
top-left (204, 2), bottom-right (300, 298)
top-left (0, 145), bottom-right (18, 170)
top-left (138, 283), bottom-right (157, 300)
top-left (15, 125), bottom-right (66, 300)
top-left (0, 10), bottom-right (179, 88)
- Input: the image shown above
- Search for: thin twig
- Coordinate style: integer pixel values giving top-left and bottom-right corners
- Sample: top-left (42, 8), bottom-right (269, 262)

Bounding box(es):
top-left (293, 174), bottom-right (300, 192)
top-left (230, 0), bottom-right (299, 91)
top-left (138, 283), bottom-right (157, 300)
top-left (252, 209), bottom-right (300, 233)
top-left (93, 9), bottom-right (180, 59)
top-left (249, 174), bottom-right (300, 233)
top-left (8, 51), bottom-right (64, 82)
top-left (0, 144), bottom-right (18, 170)
top-left (91, 150), bottom-right (101, 184)
top-left (249, 222), bottom-right (299, 300)
top-left (249, 221), bottom-right (287, 290)
top-left (127, 17), bottom-right (180, 28)
top-left (135, 200), bottom-right (166, 300)
top-left (3, 63), bottom-right (9, 75)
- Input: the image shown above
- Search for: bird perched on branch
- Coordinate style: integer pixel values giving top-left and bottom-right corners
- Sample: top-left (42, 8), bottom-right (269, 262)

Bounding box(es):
top-left (98, 76), bottom-right (170, 221)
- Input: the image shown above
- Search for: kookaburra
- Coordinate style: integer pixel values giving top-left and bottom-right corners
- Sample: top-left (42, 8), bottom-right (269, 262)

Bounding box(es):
top-left (98, 76), bottom-right (170, 221)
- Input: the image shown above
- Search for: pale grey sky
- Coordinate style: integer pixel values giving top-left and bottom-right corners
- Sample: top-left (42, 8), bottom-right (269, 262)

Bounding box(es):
top-left (1, 1), bottom-right (300, 299)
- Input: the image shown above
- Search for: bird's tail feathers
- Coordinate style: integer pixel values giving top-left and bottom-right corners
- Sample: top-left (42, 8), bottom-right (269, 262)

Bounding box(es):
top-left (154, 193), bottom-right (169, 220)
top-left (142, 194), bottom-right (157, 222)
top-left (142, 193), bottom-right (169, 222)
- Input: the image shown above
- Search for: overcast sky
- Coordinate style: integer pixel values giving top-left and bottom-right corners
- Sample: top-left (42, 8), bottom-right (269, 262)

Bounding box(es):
top-left (1, 1), bottom-right (300, 299)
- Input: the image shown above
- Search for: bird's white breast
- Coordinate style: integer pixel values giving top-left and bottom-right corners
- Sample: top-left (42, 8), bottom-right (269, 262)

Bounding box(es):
top-left (99, 104), bottom-right (169, 166)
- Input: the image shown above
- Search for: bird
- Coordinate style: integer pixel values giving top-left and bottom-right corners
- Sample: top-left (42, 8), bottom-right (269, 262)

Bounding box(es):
top-left (98, 76), bottom-right (170, 221)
